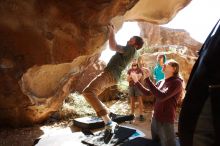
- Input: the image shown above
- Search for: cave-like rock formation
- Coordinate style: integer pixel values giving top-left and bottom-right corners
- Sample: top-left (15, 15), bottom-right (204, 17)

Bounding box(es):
top-left (0, 0), bottom-right (191, 127)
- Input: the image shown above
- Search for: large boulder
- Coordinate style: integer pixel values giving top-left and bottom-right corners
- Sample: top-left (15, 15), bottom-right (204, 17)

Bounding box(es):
top-left (139, 22), bottom-right (202, 57)
top-left (0, 0), bottom-right (191, 126)
top-left (125, 0), bottom-right (191, 24)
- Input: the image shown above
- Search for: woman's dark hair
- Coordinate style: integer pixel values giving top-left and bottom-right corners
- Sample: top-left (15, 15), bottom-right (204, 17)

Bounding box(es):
top-left (132, 63), bottom-right (139, 68)
top-left (157, 54), bottom-right (166, 63)
top-left (167, 59), bottom-right (180, 77)
top-left (133, 36), bottom-right (144, 50)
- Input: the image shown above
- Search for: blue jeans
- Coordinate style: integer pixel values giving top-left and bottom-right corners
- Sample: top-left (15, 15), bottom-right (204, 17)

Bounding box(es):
top-left (151, 117), bottom-right (176, 146)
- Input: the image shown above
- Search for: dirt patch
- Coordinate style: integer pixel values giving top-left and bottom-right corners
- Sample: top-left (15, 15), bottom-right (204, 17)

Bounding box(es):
top-left (0, 95), bottom-right (179, 146)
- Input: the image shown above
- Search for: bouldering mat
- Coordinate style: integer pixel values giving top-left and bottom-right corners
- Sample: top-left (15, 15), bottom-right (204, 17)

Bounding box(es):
top-left (34, 125), bottom-right (146, 146)
top-left (81, 125), bottom-right (136, 146)
top-left (121, 137), bottom-right (160, 146)
top-left (121, 137), bottom-right (180, 146)
top-left (73, 113), bottom-right (135, 130)
top-left (73, 116), bottom-right (105, 130)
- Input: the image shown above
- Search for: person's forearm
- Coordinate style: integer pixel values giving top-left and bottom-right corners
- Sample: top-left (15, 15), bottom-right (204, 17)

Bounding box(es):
top-left (137, 74), bottom-right (142, 80)
top-left (145, 77), bottom-right (182, 102)
top-left (108, 28), bottom-right (117, 51)
top-left (134, 81), bottom-right (151, 95)
top-left (108, 26), bottom-right (124, 53)
top-left (127, 76), bottom-right (131, 82)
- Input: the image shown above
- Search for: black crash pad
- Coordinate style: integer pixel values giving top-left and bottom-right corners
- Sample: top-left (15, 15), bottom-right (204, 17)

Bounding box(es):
top-left (33, 125), bottom-right (152, 146)
top-left (73, 113), bottom-right (134, 129)
top-left (121, 137), bottom-right (160, 146)
top-left (73, 116), bottom-right (104, 130)
top-left (121, 137), bottom-right (180, 146)
top-left (81, 125), bottom-right (136, 146)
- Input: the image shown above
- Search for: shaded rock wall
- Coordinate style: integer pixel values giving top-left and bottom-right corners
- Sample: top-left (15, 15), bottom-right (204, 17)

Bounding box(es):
top-left (0, 0), bottom-right (140, 127)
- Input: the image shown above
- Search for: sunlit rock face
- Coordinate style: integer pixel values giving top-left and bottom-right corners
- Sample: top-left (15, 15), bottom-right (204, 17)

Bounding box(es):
top-left (124, 0), bottom-right (191, 24)
top-left (139, 22), bottom-right (202, 57)
top-left (0, 0), bottom-right (191, 127)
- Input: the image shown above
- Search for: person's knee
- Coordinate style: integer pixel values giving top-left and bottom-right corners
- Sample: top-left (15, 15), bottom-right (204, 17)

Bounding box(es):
top-left (82, 87), bottom-right (90, 94)
top-left (83, 84), bottom-right (97, 94)
top-left (82, 87), bottom-right (95, 98)
top-left (138, 96), bottom-right (143, 102)
top-left (138, 96), bottom-right (143, 100)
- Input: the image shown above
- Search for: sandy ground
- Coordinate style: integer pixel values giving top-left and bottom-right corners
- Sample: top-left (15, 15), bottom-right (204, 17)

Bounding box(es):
top-left (0, 100), bottom-right (179, 146)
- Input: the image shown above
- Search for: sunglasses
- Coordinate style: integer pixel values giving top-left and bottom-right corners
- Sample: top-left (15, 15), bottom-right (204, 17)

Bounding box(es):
top-left (132, 64), bottom-right (138, 67)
